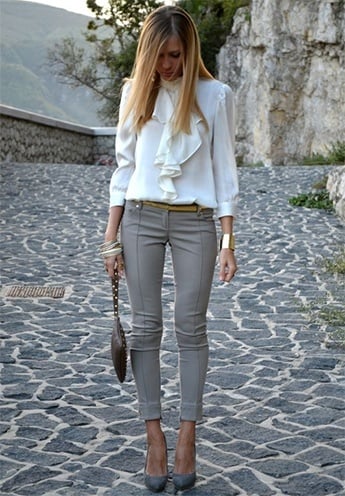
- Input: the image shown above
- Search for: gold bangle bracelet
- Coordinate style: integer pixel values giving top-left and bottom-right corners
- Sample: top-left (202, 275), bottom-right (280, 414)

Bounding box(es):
top-left (99, 240), bottom-right (120, 251)
top-left (220, 234), bottom-right (235, 251)
top-left (101, 247), bottom-right (123, 258)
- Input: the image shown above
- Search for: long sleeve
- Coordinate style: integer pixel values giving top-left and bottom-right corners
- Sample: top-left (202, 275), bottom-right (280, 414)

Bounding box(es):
top-left (212, 84), bottom-right (239, 218)
top-left (109, 83), bottom-right (136, 207)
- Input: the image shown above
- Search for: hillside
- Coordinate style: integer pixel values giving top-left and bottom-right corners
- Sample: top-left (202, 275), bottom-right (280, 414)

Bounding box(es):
top-left (0, 0), bottom-right (105, 126)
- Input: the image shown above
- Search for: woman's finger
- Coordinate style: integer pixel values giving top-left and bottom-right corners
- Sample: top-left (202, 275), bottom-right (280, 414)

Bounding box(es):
top-left (115, 254), bottom-right (125, 278)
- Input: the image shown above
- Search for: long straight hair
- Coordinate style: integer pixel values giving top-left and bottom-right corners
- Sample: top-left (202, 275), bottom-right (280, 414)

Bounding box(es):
top-left (120, 5), bottom-right (213, 134)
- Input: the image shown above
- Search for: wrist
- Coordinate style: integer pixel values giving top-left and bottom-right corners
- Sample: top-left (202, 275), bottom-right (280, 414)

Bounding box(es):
top-left (220, 233), bottom-right (235, 251)
top-left (105, 230), bottom-right (119, 242)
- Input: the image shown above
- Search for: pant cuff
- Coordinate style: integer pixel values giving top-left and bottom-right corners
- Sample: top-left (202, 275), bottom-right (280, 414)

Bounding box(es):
top-left (181, 402), bottom-right (203, 422)
top-left (139, 403), bottom-right (162, 421)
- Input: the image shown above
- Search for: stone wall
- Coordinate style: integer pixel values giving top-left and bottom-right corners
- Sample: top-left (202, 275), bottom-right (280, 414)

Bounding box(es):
top-left (218, 0), bottom-right (345, 165)
top-left (0, 105), bottom-right (116, 165)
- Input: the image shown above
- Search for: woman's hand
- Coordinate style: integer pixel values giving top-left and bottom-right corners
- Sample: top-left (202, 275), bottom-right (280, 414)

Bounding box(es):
top-left (104, 253), bottom-right (125, 279)
top-left (219, 248), bottom-right (237, 282)
top-left (103, 205), bottom-right (125, 278)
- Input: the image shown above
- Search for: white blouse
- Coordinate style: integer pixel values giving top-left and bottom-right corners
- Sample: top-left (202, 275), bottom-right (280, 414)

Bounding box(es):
top-left (109, 77), bottom-right (239, 218)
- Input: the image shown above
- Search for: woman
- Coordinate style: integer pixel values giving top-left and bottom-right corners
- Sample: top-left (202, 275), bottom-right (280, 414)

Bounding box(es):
top-left (103, 5), bottom-right (238, 493)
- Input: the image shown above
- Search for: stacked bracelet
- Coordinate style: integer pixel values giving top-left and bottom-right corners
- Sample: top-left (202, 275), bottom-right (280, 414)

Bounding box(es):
top-left (99, 239), bottom-right (123, 258)
top-left (220, 234), bottom-right (235, 251)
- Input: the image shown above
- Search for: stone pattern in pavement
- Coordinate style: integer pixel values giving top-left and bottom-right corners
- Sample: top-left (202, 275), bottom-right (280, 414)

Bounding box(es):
top-left (0, 163), bottom-right (344, 496)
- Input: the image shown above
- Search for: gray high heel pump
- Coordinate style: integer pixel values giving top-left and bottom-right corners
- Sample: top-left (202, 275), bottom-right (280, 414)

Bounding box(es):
top-left (144, 470), bottom-right (168, 493)
top-left (172, 444), bottom-right (196, 492)
top-left (144, 436), bottom-right (168, 493)
top-left (172, 471), bottom-right (196, 492)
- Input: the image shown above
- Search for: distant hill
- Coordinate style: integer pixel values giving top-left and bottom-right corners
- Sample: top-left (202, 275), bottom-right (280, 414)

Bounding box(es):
top-left (0, 0), bottom-right (106, 126)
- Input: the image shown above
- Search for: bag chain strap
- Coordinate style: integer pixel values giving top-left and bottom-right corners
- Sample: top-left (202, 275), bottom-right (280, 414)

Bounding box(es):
top-left (111, 269), bottom-right (119, 318)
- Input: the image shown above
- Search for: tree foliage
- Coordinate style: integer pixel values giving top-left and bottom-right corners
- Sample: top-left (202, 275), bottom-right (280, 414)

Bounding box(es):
top-left (86, 0), bottom-right (159, 49)
top-left (178, 0), bottom-right (250, 75)
top-left (47, 0), bottom-right (249, 123)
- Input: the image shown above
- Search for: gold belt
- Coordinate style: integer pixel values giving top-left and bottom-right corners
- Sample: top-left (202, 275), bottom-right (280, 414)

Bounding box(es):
top-left (141, 201), bottom-right (207, 212)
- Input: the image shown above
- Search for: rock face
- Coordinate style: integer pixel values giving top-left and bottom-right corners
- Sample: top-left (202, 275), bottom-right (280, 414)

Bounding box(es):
top-left (218, 0), bottom-right (345, 165)
top-left (327, 166), bottom-right (345, 220)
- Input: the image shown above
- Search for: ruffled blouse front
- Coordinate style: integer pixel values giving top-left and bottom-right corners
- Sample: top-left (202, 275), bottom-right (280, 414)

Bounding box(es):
top-left (152, 78), bottom-right (202, 201)
top-left (110, 77), bottom-right (239, 218)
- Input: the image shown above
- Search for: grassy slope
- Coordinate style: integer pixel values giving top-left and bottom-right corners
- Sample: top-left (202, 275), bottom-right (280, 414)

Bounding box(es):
top-left (0, 0), bottom-right (104, 125)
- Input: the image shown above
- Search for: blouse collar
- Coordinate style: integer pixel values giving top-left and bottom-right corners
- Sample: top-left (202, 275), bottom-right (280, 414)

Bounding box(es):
top-left (159, 77), bottom-right (182, 91)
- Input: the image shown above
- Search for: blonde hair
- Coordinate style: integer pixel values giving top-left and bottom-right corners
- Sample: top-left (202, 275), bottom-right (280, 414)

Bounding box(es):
top-left (120, 5), bottom-right (213, 134)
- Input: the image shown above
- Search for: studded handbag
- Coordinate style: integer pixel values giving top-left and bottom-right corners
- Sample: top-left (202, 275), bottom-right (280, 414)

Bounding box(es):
top-left (111, 269), bottom-right (127, 383)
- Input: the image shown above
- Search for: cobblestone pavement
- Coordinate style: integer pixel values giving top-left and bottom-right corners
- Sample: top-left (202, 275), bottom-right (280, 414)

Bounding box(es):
top-left (1, 163), bottom-right (344, 496)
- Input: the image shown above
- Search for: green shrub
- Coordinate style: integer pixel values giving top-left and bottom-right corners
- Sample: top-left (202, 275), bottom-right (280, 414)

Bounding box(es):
top-left (302, 141), bottom-right (345, 165)
top-left (328, 141), bottom-right (345, 164)
top-left (321, 247), bottom-right (345, 275)
top-left (288, 190), bottom-right (334, 211)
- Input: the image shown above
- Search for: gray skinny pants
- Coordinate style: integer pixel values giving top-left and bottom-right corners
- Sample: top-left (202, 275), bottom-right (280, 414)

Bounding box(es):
top-left (121, 201), bottom-right (218, 422)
